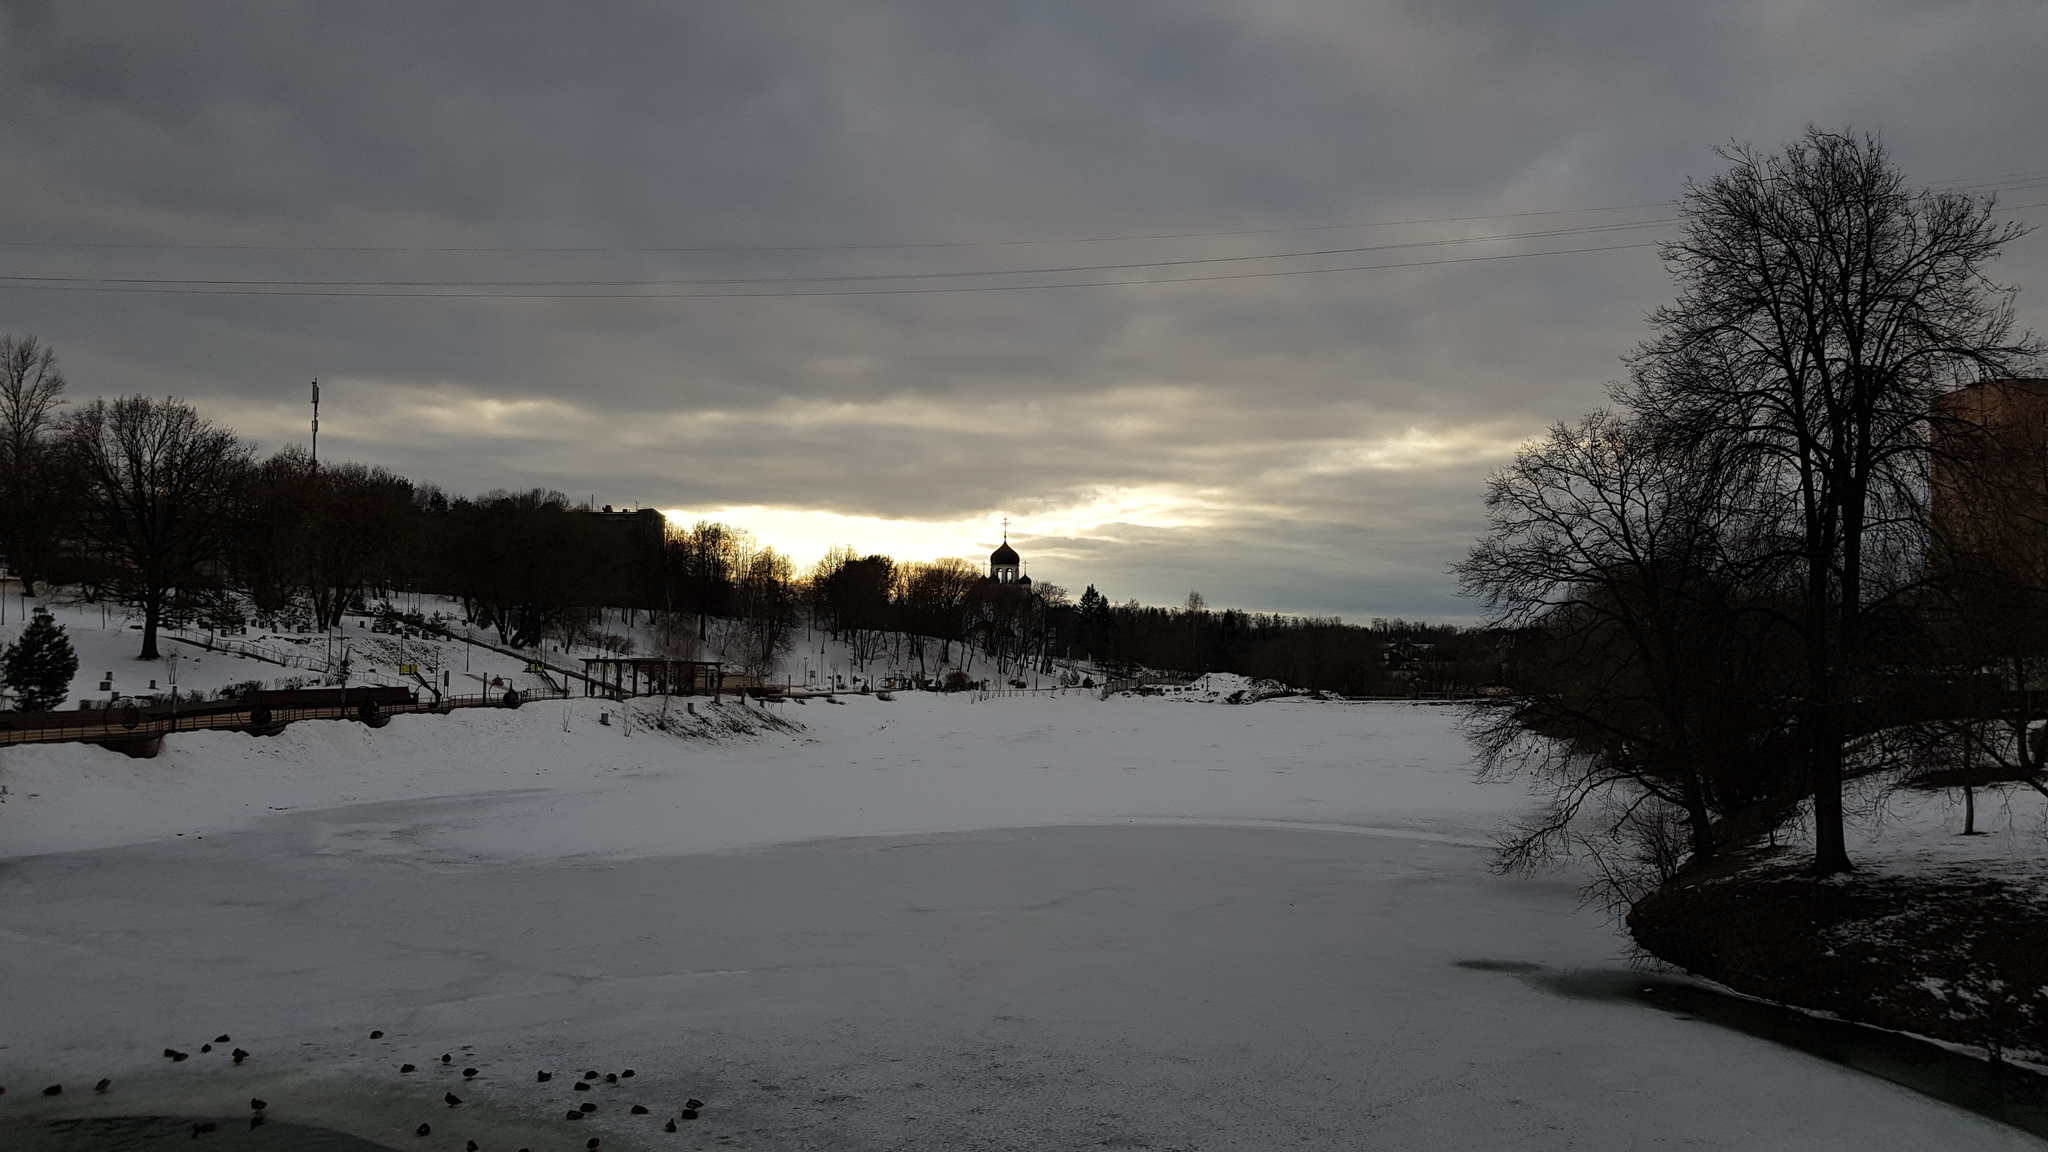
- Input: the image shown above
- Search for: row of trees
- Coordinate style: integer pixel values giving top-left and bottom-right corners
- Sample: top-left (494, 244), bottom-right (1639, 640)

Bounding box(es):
top-left (808, 549), bottom-right (1498, 694)
top-left (0, 344), bottom-right (798, 663)
top-left (0, 339), bottom-right (1498, 694)
top-left (1459, 129), bottom-right (2042, 889)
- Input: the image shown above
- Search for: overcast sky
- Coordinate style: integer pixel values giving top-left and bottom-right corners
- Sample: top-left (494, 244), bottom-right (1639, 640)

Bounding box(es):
top-left (2, 1), bottom-right (2044, 619)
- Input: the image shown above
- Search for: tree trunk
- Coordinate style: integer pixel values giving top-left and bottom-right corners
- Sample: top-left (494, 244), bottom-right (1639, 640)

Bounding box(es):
top-left (1679, 763), bottom-right (1717, 863)
top-left (1809, 724), bottom-right (1853, 874)
top-left (140, 600), bottom-right (161, 661)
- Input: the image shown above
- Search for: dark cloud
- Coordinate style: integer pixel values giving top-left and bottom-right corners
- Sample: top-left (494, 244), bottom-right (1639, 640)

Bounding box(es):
top-left (2, 0), bottom-right (2043, 617)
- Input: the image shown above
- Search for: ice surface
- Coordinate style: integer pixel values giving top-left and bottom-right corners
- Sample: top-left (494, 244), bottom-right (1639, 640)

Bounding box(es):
top-left (0, 685), bottom-right (2038, 1149)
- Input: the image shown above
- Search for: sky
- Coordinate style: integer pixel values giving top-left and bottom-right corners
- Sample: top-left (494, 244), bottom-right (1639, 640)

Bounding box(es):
top-left (1, 1), bottom-right (2044, 620)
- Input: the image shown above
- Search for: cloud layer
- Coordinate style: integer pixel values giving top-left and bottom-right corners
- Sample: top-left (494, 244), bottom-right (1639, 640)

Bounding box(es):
top-left (3, 0), bottom-right (2044, 616)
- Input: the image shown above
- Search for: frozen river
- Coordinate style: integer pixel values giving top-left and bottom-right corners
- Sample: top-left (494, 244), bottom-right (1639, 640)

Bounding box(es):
top-left (0, 694), bottom-right (2035, 1149)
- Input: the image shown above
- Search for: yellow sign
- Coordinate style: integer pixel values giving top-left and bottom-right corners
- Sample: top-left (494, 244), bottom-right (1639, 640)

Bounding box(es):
top-left (399, 663), bottom-right (418, 675)
top-left (524, 661), bottom-right (544, 673)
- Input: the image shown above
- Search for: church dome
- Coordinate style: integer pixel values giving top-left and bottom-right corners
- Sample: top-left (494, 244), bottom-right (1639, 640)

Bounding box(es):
top-left (990, 541), bottom-right (1020, 566)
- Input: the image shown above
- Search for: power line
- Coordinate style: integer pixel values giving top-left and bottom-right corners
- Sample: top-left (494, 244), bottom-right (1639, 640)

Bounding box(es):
top-left (0, 218), bottom-right (1674, 290)
top-left (0, 169), bottom-right (2033, 259)
top-left (0, 238), bottom-right (1660, 299)
top-left (0, 201), bottom-right (1678, 256)
top-left (0, 173), bottom-right (2034, 303)
top-left (1931, 168), bottom-right (2048, 186)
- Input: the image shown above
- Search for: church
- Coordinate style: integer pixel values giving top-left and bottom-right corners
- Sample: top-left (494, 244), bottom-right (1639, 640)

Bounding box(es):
top-left (988, 534), bottom-right (1032, 587)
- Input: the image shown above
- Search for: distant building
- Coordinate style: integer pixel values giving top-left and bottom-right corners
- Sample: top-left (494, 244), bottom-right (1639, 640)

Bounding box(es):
top-left (591, 503), bottom-right (663, 527)
top-left (989, 536), bottom-right (1031, 587)
top-left (1930, 378), bottom-right (2048, 579)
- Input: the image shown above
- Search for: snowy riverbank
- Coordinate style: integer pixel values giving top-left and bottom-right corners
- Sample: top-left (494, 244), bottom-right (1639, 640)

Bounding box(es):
top-left (1, 693), bottom-right (2039, 1149)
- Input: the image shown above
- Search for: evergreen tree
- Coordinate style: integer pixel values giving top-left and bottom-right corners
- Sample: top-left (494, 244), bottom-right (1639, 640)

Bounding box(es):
top-left (4, 608), bottom-right (79, 712)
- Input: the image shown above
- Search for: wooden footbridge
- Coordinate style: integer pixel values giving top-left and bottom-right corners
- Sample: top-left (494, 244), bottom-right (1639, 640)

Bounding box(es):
top-left (0, 685), bottom-right (551, 758)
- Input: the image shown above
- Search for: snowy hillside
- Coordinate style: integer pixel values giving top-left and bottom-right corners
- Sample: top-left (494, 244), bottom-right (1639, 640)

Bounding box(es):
top-left (0, 591), bottom-right (1080, 712)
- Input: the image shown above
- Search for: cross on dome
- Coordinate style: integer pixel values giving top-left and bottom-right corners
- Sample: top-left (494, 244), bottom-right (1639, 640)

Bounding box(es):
top-left (989, 518), bottom-right (1028, 585)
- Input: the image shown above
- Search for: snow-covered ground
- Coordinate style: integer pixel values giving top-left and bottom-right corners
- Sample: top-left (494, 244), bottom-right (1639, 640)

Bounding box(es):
top-left (0, 590), bottom-right (1070, 714)
top-left (0, 593), bottom-right (563, 709)
top-left (0, 663), bottom-right (2041, 1146)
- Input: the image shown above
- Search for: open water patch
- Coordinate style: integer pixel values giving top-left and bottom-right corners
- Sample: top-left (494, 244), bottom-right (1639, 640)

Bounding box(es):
top-left (1457, 959), bottom-right (2048, 1137)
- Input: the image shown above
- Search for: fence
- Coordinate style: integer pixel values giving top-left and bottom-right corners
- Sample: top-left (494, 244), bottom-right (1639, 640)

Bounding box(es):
top-left (181, 618), bottom-right (759, 703)
top-left (164, 628), bottom-right (414, 690)
top-left (1097, 674), bottom-right (1198, 700)
top-left (0, 683), bottom-right (568, 758)
top-left (970, 684), bottom-right (1090, 701)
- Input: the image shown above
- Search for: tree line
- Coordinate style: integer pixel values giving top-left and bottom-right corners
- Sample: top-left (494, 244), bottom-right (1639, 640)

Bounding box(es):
top-left (1458, 129), bottom-right (2044, 890)
top-left (0, 341), bottom-right (1497, 694)
top-left (0, 349), bottom-right (799, 665)
top-left (807, 552), bottom-right (1496, 694)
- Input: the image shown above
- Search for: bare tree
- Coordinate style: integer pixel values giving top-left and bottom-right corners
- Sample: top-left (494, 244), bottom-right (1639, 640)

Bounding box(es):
top-left (1623, 129), bottom-right (2039, 873)
top-left (900, 558), bottom-right (978, 667)
top-left (66, 396), bottom-right (252, 659)
top-left (440, 489), bottom-right (607, 648)
top-left (0, 336), bottom-right (68, 593)
top-left (300, 459), bottom-right (416, 628)
top-left (728, 543), bottom-right (797, 677)
top-left (1459, 411), bottom-right (1785, 874)
top-left (673, 520), bottom-right (745, 640)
